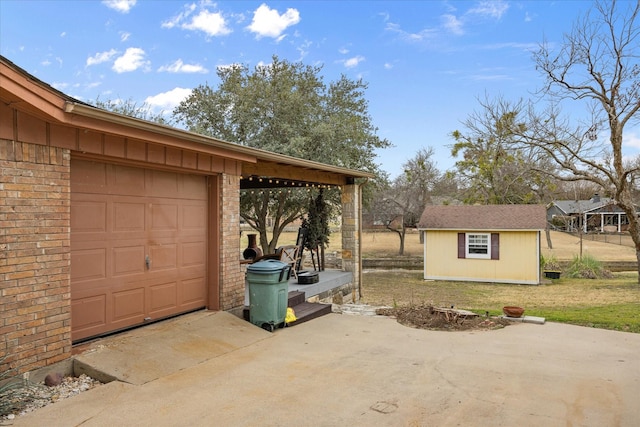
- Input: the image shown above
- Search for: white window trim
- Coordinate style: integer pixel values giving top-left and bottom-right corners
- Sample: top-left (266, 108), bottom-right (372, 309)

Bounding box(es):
top-left (466, 233), bottom-right (491, 259)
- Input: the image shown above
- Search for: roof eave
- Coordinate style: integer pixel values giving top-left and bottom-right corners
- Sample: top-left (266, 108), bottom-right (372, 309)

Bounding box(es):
top-left (64, 101), bottom-right (374, 180)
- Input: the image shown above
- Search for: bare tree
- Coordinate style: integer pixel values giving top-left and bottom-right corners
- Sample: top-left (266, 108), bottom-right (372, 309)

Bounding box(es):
top-left (368, 148), bottom-right (440, 255)
top-left (522, 0), bottom-right (640, 281)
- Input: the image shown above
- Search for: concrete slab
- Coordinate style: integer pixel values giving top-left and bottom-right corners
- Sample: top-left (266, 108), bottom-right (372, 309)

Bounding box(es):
top-left (13, 312), bottom-right (640, 426)
top-left (502, 315), bottom-right (546, 324)
top-left (74, 311), bottom-right (270, 385)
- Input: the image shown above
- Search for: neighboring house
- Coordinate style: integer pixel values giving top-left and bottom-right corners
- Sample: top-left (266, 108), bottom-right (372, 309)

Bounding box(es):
top-left (547, 194), bottom-right (633, 233)
top-left (0, 56), bottom-right (371, 375)
top-left (418, 205), bottom-right (547, 285)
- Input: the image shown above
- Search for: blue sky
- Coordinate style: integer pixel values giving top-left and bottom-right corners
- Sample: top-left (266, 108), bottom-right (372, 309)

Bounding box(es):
top-left (2, 0), bottom-right (637, 179)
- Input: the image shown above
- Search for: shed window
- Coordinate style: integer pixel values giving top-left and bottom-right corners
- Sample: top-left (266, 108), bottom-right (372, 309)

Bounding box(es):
top-left (458, 233), bottom-right (500, 260)
top-left (467, 233), bottom-right (490, 258)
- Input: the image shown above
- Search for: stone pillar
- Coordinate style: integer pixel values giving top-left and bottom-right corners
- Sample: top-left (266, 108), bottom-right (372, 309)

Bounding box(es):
top-left (341, 183), bottom-right (362, 300)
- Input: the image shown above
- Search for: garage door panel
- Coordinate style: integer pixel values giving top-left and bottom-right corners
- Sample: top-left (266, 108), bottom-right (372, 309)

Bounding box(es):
top-left (182, 204), bottom-right (207, 230)
top-left (71, 161), bottom-right (107, 193)
top-left (113, 246), bottom-right (145, 276)
top-left (72, 201), bottom-right (107, 233)
top-left (148, 169), bottom-right (180, 197)
top-left (71, 159), bottom-right (210, 342)
top-left (149, 244), bottom-right (177, 270)
top-left (149, 281), bottom-right (178, 314)
top-left (182, 175), bottom-right (208, 199)
top-left (71, 295), bottom-right (107, 330)
top-left (112, 165), bottom-right (146, 196)
top-left (112, 288), bottom-right (146, 322)
top-left (71, 248), bottom-right (107, 282)
top-left (182, 242), bottom-right (206, 267)
top-left (180, 277), bottom-right (207, 305)
top-left (114, 202), bottom-right (146, 231)
top-left (150, 203), bottom-right (179, 230)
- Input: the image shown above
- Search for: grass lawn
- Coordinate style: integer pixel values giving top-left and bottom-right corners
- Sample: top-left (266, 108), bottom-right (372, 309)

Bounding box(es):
top-left (360, 270), bottom-right (640, 333)
top-left (251, 229), bottom-right (639, 333)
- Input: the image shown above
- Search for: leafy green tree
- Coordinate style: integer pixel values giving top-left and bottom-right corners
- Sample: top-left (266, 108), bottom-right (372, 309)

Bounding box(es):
top-left (450, 96), bottom-right (556, 205)
top-left (173, 56), bottom-right (389, 253)
top-left (93, 97), bottom-right (170, 124)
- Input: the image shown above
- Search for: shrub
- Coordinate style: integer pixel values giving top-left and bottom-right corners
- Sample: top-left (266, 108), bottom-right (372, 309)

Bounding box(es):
top-left (541, 253), bottom-right (561, 271)
top-left (566, 254), bottom-right (613, 279)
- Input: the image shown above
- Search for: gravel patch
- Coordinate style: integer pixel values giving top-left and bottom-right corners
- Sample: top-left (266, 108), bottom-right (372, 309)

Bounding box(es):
top-left (0, 374), bottom-right (102, 421)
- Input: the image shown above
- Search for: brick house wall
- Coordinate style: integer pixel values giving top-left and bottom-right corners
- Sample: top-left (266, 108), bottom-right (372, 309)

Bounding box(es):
top-left (1, 56), bottom-right (369, 376)
top-left (219, 173), bottom-right (244, 311)
top-left (0, 140), bottom-right (72, 375)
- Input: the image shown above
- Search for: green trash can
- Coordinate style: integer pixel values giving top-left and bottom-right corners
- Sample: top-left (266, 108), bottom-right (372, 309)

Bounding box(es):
top-left (246, 259), bottom-right (291, 332)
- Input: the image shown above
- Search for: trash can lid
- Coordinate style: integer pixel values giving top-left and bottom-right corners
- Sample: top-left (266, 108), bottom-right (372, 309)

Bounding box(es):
top-left (246, 259), bottom-right (289, 273)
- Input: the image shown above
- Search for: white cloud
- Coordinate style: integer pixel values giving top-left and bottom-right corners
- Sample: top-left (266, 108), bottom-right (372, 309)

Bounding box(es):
top-left (145, 87), bottom-right (192, 112)
top-left (469, 0), bottom-right (509, 19)
top-left (384, 62), bottom-right (393, 70)
top-left (247, 4), bottom-right (300, 39)
top-left (296, 40), bottom-right (312, 60)
top-left (102, 0), bottom-right (136, 14)
top-left (184, 9), bottom-right (231, 36)
top-left (120, 32), bottom-right (131, 42)
top-left (442, 14), bottom-right (464, 35)
top-left (158, 59), bottom-right (208, 74)
top-left (342, 55), bottom-right (365, 69)
top-left (385, 22), bottom-right (438, 43)
top-left (163, 4), bottom-right (230, 37)
top-left (112, 47), bottom-right (149, 73)
top-left (87, 49), bottom-right (118, 66)
top-left (623, 130), bottom-right (640, 149)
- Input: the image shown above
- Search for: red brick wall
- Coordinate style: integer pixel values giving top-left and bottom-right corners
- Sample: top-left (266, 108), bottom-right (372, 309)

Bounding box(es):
top-left (0, 140), bottom-right (72, 375)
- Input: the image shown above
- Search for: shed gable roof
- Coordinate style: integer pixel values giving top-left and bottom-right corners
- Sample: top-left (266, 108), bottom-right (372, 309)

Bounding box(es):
top-left (418, 204), bottom-right (547, 230)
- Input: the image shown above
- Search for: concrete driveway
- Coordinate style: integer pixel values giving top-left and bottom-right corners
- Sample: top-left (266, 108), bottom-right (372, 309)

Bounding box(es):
top-left (13, 310), bottom-right (640, 426)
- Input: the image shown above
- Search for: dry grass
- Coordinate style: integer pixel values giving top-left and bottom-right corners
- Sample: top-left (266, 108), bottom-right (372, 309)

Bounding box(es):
top-left (359, 270), bottom-right (640, 332)
top-left (269, 229), bottom-right (637, 261)
top-left (355, 230), bottom-right (638, 330)
top-left (264, 228), bottom-right (639, 332)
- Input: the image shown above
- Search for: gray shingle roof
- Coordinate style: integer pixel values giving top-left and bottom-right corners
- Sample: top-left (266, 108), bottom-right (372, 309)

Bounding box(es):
top-left (550, 198), bottom-right (612, 214)
top-left (418, 204), bottom-right (547, 230)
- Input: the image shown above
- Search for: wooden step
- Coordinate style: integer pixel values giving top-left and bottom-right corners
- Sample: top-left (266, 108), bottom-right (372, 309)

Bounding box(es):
top-left (287, 301), bottom-right (332, 326)
top-left (242, 291), bottom-right (331, 326)
top-left (287, 291), bottom-right (305, 307)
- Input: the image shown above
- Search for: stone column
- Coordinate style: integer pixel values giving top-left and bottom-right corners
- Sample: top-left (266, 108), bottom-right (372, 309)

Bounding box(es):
top-left (341, 182), bottom-right (362, 300)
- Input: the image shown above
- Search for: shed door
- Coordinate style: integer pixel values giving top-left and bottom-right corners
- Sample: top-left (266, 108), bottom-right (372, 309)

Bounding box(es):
top-left (71, 159), bottom-right (208, 341)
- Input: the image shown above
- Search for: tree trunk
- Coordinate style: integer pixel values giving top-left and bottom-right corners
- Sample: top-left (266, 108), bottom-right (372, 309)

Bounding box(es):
top-left (389, 226), bottom-right (406, 255)
top-left (545, 228), bottom-right (553, 249)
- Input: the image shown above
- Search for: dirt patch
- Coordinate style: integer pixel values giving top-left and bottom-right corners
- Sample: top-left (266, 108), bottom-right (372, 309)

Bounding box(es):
top-left (377, 305), bottom-right (514, 331)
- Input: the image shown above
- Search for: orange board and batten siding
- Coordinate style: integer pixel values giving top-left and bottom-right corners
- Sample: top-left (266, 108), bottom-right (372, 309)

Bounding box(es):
top-left (423, 230), bottom-right (541, 285)
top-left (70, 159), bottom-right (209, 341)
